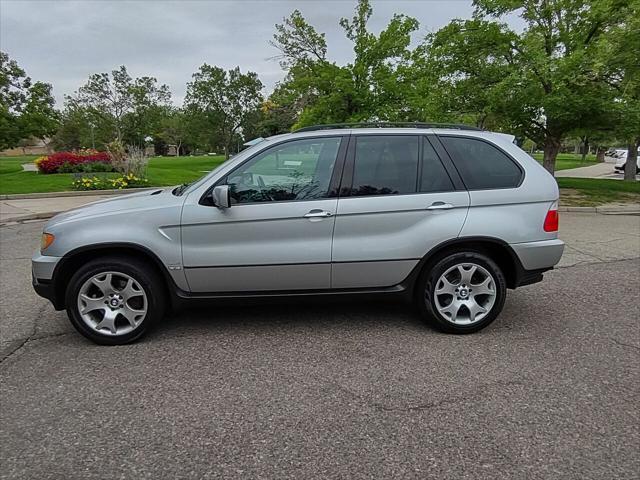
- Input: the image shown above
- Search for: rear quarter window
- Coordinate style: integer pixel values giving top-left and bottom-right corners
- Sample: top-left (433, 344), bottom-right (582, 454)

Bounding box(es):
top-left (439, 136), bottom-right (523, 190)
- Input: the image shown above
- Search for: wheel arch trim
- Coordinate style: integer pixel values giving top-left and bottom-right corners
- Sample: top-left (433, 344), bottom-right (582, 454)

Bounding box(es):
top-left (50, 242), bottom-right (180, 310)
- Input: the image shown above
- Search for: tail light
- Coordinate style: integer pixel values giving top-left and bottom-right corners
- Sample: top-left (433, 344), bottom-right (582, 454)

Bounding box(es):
top-left (543, 203), bottom-right (559, 232)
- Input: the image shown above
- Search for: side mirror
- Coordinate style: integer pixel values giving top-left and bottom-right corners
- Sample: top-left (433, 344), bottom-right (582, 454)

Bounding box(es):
top-left (212, 185), bottom-right (231, 208)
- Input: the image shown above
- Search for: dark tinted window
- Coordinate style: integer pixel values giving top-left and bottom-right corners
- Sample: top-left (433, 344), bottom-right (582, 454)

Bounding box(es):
top-left (227, 137), bottom-right (341, 203)
top-left (440, 136), bottom-right (522, 189)
top-left (420, 138), bottom-right (454, 192)
top-left (351, 136), bottom-right (419, 196)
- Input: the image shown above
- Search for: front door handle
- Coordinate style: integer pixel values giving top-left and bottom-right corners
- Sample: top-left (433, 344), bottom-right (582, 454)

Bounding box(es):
top-left (426, 202), bottom-right (454, 210)
top-left (304, 209), bottom-right (333, 218)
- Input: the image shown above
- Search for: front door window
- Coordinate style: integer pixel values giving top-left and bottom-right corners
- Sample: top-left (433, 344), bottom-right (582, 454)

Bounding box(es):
top-left (226, 137), bottom-right (342, 203)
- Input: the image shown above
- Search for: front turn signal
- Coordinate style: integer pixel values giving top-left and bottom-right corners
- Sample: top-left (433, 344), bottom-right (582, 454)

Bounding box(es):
top-left (41, 233), bottom-right (55, 252)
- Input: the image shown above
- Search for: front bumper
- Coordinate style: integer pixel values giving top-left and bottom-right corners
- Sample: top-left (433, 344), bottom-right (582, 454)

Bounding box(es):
top-left (510, 239), bottom-right (565, 271)
top-left (32, 252), bottom-right (63, 309)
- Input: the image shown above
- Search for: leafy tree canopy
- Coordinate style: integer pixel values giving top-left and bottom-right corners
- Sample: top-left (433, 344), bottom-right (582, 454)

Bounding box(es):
top-left (0, 51), bottom-right (58, 150)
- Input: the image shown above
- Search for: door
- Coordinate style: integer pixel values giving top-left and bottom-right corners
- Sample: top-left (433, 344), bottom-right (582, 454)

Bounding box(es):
top-left (331, 134), bottom-right (470, 288)
top-left (181, 136), bottom-right (346, 292)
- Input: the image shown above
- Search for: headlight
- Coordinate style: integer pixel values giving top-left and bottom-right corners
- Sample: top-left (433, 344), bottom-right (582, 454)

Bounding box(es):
top-left (41, 233), bottom-right (55, 252)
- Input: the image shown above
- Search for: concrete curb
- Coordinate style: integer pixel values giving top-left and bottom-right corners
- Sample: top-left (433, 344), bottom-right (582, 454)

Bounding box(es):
top-left (558, 205), bottom-right (640, 214)
top-left (0, 187), bottom-right (157, 200)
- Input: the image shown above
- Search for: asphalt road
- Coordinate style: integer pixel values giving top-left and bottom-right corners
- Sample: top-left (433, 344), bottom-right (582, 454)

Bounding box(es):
top-left (1, 215), bottom-right (639, 479)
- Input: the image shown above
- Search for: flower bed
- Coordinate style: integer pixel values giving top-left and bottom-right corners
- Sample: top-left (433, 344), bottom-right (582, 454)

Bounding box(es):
top-left (71, 173), bottom-right (149, 191)
top-left (36, 151), bottom-right (112, 174)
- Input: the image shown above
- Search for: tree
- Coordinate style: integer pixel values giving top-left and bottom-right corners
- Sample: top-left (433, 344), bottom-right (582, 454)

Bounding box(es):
top-left (67, 65), bottom-right (170, 145)
top-left (422, 0), bottom-right (634, 173)
top-left (597, 0), bottom-right (640, 180)
top-left (270, 0), bottom-right (419, 128)
top-left (157, 109), bottom-right (188, 156)
top-left (185, 65), bottom-right (263, 158)
top-left (0, 51), bottom-right (58, 149)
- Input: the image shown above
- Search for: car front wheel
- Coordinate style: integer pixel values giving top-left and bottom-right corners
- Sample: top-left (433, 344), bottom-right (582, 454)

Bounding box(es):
top-left (65, 256), bottom-right (166, 345)
top-left (418, 251), bottom-right (507, 334)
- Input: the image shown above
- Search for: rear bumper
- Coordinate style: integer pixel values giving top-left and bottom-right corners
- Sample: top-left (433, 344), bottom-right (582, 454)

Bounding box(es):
top-left (510, 239), bottom-right (564, 271)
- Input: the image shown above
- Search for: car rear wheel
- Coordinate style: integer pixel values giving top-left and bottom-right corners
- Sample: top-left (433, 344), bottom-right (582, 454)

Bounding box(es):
top-left (417, 251), bottom-right (507, 334)
top-left (65, 256), bottom-right (165, 345)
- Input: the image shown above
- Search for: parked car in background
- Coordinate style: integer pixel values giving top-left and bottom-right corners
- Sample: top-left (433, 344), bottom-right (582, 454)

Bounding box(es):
top-left (613, 148), bottom-right (640, 174)
top-left (32, 123), bottom-right (564, 345)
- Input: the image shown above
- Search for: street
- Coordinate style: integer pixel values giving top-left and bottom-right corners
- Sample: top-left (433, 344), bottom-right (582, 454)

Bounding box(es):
top-left (1, 213), bottom-right (639, 479)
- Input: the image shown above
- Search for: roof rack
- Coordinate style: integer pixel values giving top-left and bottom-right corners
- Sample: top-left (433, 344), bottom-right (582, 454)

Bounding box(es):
top-left (294, 122), bottom-right (482, 133)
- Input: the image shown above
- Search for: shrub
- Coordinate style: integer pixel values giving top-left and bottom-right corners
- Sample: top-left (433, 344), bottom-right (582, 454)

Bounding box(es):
top-left (71, 173), bottom-right (149, 191)
top-left (109, 173), bottom-right (149, 189)
top-left (71, 175), bottom-right (106, 191)
top-left (107, 142), bottom-right (148, 177)
top-left (37, 151), bottom-right (111, 174)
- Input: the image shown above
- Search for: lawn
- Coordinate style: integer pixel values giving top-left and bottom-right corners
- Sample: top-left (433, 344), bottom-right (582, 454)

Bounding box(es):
top-left (1, 154), bottom-right (637, 208)
top-left (557, 178), bottom-right (640, 206)
top-left (0, 155), bottom-right (227, 195)
top-left (530, 152), bottom-right (598, 170)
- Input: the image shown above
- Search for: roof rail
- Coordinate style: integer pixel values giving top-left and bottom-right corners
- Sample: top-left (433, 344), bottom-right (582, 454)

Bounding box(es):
top-left (294, 122), bottom-right (482, 133)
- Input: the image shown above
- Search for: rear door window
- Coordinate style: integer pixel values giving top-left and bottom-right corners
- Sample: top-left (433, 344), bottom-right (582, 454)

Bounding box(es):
top-left (351, 135), bottom-right (419, 196)
top-left (439, 136), bottom-right (523, 189)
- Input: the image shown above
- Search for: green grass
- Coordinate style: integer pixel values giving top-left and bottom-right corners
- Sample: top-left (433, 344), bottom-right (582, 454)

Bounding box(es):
top-left (2, 154), bottom-right (638, 208)
top-left (0, 155), bottom-right (227, 195)
top-left (557, 178), bottom-right (640, 206)
top-left (531, 153), bottom-right (598, 170)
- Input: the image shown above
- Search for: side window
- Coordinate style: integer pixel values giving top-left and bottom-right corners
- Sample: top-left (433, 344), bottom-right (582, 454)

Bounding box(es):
top-left (351, 135), bottom-right (419, 196)
top-left (226, 137), bottom-right (342, 204)
top-left (440, 136), bottom-right (523, 189)
top-left (420, 137), bottom-right (454, 193)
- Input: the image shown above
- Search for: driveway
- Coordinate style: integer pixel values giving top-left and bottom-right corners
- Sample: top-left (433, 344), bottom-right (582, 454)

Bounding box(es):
top-left (1, 213), bottom-right (639, 479)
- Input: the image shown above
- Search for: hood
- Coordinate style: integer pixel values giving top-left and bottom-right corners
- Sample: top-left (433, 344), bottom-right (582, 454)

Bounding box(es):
top-left (46, 187), bottom-right (182, 227)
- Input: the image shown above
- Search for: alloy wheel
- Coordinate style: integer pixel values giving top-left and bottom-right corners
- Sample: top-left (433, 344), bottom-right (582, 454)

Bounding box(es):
top-left (77, 271), bottom-right (148, 336)
top-left (433, 263), bottom-right (497, 325)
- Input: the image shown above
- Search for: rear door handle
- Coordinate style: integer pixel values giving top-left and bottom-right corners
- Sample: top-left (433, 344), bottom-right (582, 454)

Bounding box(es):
top-left (426, 202), bottom-right (454, 210)
top-left (304, 210), bottom-right (333, 218)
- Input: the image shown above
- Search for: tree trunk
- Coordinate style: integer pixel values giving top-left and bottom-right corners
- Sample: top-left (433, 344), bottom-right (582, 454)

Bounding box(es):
top-left (596, 146), bottom-right (606, 163)
top-left (542, 137), bottom-right (561, 174)
top-left (624, 142), bottom-right (638, 181)
top-left (581, 138), bottom-right (589, 162)
top-left (176, 142), bottom-right (181, 157)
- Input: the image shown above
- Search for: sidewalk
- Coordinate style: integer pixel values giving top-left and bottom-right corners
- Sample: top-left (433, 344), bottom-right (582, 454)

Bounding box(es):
top-left (0, 192), bottom-right (121, 223)
top-left (555, 162), bottom-right (634, 179)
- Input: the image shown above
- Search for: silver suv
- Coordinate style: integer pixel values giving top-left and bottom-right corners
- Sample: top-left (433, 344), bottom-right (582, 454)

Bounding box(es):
top-left (32, 124), bottom-right (564, 345)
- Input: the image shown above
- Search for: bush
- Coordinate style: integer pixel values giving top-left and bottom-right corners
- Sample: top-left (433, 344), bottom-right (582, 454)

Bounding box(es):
top-left (109, 173), bottom-right (149, 189)
top-left (71, 176), bottom-right (105, 191)
top-left (71, 173), bottom-right (149, 191)
top-left (37, 151), bottom-right (111, 174)
top-left (107, 142), bottom-right (148, 177)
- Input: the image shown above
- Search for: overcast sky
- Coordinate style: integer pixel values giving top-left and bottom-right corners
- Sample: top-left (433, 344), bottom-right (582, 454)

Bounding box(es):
top-left (1, 0), bottom-right (509, 107)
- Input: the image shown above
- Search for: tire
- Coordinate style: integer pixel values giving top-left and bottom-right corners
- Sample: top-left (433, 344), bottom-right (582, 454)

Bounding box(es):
top-left (65, 256), bottom-right (166, 345)
top-left (416, 251), bottom-right (507, 334)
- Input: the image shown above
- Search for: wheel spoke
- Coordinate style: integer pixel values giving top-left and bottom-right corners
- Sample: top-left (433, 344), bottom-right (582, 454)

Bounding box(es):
top-left (121, 304), bottom-right (145, 327)
top-left (457, 265), bottom-right (477, 285)
top-left (467, 300), bottom-right (487, 323)
top-left (436, 277), bottom-right (458, 295)
top-left (95, 309), bottom-right (118, 334)
top-left (79, 294), bottom-right (106, 315)
top-left (439, 299), bottom-right (462, 322)
top-left (119, 278), bottom-right (141, 301)
top-left (91, 273), bottom-right (113, 295)
top-left (472, 277), bottom-right (494, 296)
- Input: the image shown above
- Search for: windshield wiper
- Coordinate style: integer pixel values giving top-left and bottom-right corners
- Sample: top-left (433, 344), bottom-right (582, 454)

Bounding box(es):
top-left (173, 183), bottom-right (191, 196)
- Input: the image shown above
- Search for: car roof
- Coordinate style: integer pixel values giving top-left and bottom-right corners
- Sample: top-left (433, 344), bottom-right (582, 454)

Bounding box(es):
top-left (266, 127), bottom-right (515, 144)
